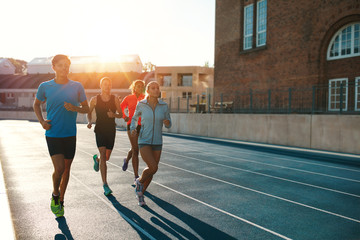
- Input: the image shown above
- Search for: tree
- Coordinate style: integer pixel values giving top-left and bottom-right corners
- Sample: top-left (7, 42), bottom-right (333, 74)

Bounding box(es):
top-left (8, 58), bottom-right (27, 74)
top-left (142, 62), bottom-right (156, 72)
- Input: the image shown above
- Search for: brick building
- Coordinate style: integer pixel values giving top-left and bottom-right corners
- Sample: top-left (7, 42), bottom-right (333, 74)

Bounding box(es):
top-left (214, 0), bottom-right (360, 112)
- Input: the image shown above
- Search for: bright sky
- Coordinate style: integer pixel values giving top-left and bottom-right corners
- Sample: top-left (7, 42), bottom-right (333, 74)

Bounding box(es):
top-left (1, 0), bottom-right (215, 67)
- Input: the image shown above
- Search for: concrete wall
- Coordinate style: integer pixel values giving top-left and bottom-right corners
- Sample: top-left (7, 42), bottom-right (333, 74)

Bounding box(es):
top-left (0, 111), bottom-right (358, 154)
top-left (166, 113), bottom-right (360, 155)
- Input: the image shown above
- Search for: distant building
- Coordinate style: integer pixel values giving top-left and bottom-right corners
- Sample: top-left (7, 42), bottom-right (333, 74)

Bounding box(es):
top-left (0, 58), bottom-right (16, 75)
top-left (27, 55), bottom-right (143, 74)
top-left (26, 57), bottom-right (52, 74)
top-left (155, 66), bottom-right (214, 112)
top-left (215, 0), bottom-right (360, 112)
top-left (0, 71), bottom-right (144, 110)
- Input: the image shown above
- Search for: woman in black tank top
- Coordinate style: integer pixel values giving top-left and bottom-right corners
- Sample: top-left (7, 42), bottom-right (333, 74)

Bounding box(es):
top-left (87, 77), bottom-right (123, 196)
top-left (94, 94), bottom-right (117, 133)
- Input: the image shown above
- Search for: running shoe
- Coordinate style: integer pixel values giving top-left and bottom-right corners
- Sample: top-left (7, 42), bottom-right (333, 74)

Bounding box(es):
top-left (135, 178), bottom-right (143, 196)
top-left (137, 193), bottom-right (146, 207)
top-left (50, 195), bottom-right (64, 217)
top-left (103, 184), bottom-right (113, 196)
top-left (56, 204), bottom-right (64, 218)
top-left (122, 158), bottom-right (128, 171)
top-left (93, 154), bottom-right (99, 172)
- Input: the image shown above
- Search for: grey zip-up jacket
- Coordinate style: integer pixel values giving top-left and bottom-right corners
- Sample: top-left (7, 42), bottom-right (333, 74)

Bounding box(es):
top-left (130, 98), bottom-right (171, 145)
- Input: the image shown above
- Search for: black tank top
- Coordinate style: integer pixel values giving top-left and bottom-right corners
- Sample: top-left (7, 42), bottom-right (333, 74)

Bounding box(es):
top-left (94, 94), bottom-right (117, 133)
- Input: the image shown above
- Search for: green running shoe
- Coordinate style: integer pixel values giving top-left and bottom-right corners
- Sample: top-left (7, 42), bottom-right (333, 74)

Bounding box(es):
top-left (50, 195), bottom-right (64, 217)
top-left (55, 204), bottom-right (64, 218)
top-left (103, 184), bottom-right (112, 196)
top-left (93, 154), bottom-right (99, 172)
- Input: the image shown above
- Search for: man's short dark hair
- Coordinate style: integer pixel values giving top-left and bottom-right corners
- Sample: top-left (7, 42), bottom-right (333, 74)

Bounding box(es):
top-left (51, 54), bottom-right (71, 66)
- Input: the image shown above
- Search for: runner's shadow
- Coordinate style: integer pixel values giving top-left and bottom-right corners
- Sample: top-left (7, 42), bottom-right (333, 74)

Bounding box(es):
top-left (145, 206), bottom-right (201, 239)
top-left (145, 192), bottom-right (237, 240)
top-left (55, 217), bottom-right (74, 240)
top-left (106, 195), bottom-right (171, 239)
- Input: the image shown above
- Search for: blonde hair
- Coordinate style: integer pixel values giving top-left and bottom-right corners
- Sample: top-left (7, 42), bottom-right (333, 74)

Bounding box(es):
top-left (145, 81), bottom-right (160, 98)
top-left (129, 79), bottom-right (145, 94)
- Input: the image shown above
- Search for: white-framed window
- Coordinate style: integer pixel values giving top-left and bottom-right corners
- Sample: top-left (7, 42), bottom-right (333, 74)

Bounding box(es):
top-left (182, 92), bottom-right (192, 99)
top-left (243, 0), bottom-right (267, 50)
top-left (243, 4), bottom-right (254, 50)
top-left (327, 22), bottom-right (360, 60)
top-left (257, 0), bottom-right (267, 47)
top-left (355, 77), bottom-right (360, 111)
top-left (328, 78), bottom-right (348, 111)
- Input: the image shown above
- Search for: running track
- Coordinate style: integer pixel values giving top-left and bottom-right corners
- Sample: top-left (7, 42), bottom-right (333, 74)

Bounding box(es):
top-left (0, 120), bottom-right (359, 239)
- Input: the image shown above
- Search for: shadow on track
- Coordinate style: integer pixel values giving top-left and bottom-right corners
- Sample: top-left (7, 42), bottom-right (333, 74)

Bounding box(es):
top-left (106, 195), bottom-right (170, 240)
top-left (145, 192), bottom-right (237, 240)
top-left (55, 217), bottom-right (74, 240)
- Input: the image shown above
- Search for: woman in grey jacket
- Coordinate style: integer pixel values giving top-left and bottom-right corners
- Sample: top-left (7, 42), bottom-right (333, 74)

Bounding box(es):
top-left (130, 81), bottom-right (171, 206)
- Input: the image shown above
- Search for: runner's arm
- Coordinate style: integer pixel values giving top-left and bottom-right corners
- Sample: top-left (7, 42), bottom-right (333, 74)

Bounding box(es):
top-left (33, 98), bottom-right (51, 130)
top-left (113, 97), bottom-right (123, 118)
top-left (64, 100), bottom-right (89, 114)
top-left (120, 97), bottom-right (129, 122)
top-left (87, 97), bottom-right (96, 128)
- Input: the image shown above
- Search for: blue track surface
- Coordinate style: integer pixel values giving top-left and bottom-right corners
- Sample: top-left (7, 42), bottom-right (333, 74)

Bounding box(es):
top-left (0, 120), bottom-right (359, 239)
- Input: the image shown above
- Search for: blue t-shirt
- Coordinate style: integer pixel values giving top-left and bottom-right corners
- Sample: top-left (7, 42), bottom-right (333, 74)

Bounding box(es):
top-left (36, 79), bottom-right (87, 137)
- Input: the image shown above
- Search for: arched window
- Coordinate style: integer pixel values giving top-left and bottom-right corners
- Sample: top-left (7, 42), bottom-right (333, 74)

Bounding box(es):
top-left (327, 22), bottom-right (360, 60)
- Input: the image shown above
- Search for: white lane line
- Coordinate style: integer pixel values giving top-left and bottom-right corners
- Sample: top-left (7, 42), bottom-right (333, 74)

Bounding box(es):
top-left (81, 147), bottom-right (360, 222)
top-left (164, 148), bottom-right (360, 183)
top-left (79, 145), bottom-right (360, 232)
top-left (165, 134), bottom-right (360, 161)
top-left (192, 143), bottom-right (360, 173)
top-left (78, 149), bottom-right (292, 239)
top-left (154, 181), bottom-right (292, 240)
top-left (248, 152), bottom-right (360, 173)
top-left (166, 138), bottom-right (360, 173)
top-left (159, 162), bottom-right (360, 224)
top-left (81, 145), bottom-right (360, 198)
top-left (162, 151), bottom-right (360, 198)
top-left (70, 174), bottom-right (157, 240)
top-left (102, 159), bottom-right (293, 240)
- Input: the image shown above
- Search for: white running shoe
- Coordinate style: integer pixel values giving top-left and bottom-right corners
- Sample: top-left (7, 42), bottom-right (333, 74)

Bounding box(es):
top-left (135, 178), bottom-right (143, 196)
top-left (137, 192), bottom-right (146, 207)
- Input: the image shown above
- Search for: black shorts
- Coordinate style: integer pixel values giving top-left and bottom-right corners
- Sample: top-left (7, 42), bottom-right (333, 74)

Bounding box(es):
top-left (46, 136), bottom-right (76, 159)
top-left (127, 124), bottom-right (141, 133)
top-left (95, 130), bottom-right (116, 150)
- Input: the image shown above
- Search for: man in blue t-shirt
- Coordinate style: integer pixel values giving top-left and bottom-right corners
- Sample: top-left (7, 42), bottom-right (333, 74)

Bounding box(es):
top-left (33, 54), bottom-right (89, 218)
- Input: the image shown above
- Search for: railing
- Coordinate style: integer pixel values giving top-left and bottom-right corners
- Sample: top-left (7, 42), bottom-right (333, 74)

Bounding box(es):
top-left (1, 83), bottom-right (359, 114)
top-left (162, 83), bottom-right (360, 114)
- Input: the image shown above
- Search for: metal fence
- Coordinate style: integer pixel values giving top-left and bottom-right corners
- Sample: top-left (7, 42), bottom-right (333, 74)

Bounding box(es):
top-left (164, 82), bottom-right (360, 114)
top-left (1, 83), bottom-right (359, 114)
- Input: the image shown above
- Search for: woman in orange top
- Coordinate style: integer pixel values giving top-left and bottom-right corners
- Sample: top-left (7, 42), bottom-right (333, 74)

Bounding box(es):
top-left (120, 80), bottom-right (145, 181)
